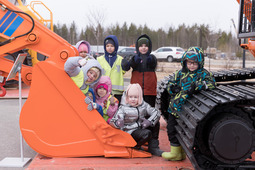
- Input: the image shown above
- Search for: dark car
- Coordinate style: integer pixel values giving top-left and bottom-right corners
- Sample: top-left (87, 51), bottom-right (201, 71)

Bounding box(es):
top-left (90, 51), bottom-right (104, 59)
top-left (118, 47), bottom-right (136, 60)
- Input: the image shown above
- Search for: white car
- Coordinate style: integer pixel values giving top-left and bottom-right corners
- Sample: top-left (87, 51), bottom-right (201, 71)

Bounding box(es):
top-left (151, 47), bottom-right (185, 62)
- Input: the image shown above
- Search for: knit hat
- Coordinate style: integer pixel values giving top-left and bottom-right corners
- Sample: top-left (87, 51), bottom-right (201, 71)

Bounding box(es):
top-left (105, 39), bottom-right (115, 46)
top-left (78, 43), bottom-right (88, 53)
top-left (96, 83), bottom-right (108, 92)
top-left (125, 83), bottom-right (143, 106)
top-left (89, 67), bottom-right (101, 80)
top-left (137, 37), bottom-right (149, 47)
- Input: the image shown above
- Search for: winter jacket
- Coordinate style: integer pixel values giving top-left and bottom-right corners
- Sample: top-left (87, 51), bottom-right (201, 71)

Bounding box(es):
top-left (122, 34), bottom-right (157, 96)
top-left (167, 47), bottom-right (216, 117)
top-left (97, 35), bottom-right (126, 95)
top-left (93, 76), bottom-right (118, 123)
top-left (64, 57), bottom-right (104, 116)
top-left (110, 91), bottom-right (161, 134)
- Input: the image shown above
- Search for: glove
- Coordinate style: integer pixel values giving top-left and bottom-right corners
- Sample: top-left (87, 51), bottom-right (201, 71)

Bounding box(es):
top-left (141, 118), bottom-right (151, 129)
top-left (87, 102), bottom-right (99, 111)
top-left (171, 84), bottom-right (181, 94)
top-left (147, 55), bottom-right (152, 63)
top-left (78, 58), bottom-right (88, 67)
top-left (116, 115), bottom-right (124, 128)
top-left (134, 55), bottom-right (141, 64)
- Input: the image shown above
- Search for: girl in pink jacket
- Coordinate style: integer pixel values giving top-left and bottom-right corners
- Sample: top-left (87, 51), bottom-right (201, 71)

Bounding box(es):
top-left (94, 76), bottom-right (119, 123)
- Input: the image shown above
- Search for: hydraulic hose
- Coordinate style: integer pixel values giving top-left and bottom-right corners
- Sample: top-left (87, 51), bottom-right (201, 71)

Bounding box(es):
top-left (0, 3), bottom-right (35, 46)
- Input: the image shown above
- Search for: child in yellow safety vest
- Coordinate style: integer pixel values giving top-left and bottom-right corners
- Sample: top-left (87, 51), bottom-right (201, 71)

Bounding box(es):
top-left (97, 35), bottom-right (125, 104)
top-left (93, 76), bottom-right (119, 123)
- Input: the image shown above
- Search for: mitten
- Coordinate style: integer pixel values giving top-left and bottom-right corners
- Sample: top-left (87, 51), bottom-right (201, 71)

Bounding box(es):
top-left (85, 96), bottom-right (92, 104)
top-left (147, 55), bottom-right (152, 63)
top-left (87, 102), bottom-right (99, 111)
top-left (78, 58), bottom-right (88, 67)
top-left (187, 83), bottom-right (196, 96)
top-left (171, 84), bottom-right (181, 94)
top-left (134, 55), bottom-right (142, 64)
top-left (116, 115), bottom-right (124, 128)
top-left (195, 81), bottom-right (207, 90)
top-left (109, 95), bottom-right (115, 106)
top-left (141, 118), bottom-right (151, 129)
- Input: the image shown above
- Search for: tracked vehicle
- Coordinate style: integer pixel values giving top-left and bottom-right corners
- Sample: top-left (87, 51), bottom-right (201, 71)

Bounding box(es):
top-left (156, 0), bottom-right (255, 169)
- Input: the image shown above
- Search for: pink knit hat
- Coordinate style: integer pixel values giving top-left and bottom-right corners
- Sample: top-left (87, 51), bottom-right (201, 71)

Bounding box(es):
top-left (78, 43), bottom-right (88, 53)
top-left (96, 83), bottom-right (108, 92)
top-left (125, 83), bottom-right (143, 106)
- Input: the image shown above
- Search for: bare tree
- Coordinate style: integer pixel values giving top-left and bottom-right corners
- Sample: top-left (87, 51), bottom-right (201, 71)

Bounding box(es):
top-left (87, 9), bottom-right (106, 46)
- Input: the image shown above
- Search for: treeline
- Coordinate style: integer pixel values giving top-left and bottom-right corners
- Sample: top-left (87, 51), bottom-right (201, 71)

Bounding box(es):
top-left (53, 21), bottom-right (240, 53)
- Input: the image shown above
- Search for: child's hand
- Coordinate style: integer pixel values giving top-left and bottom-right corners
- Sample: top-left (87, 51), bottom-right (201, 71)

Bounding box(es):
top-left (116, 115), bottom-right (124, 128)
top-left (134, 55), bottom-right (142, 64)
top-left (109, 95), bottom-right (115, 106)
top-left (147, 55), bottom-right (152, 63)
top-left (187, 83), bottom-right (196, 96)
top-left (78, 58), bottom-right (88, 67)
top-left (141, 118), bottom-right (151, 129)
top-left (171, 84), bottom-right (181, 94)
top-left (85, 96), bottom-right (92, 104)
top-left (87, 102), bottom-right (99, 111)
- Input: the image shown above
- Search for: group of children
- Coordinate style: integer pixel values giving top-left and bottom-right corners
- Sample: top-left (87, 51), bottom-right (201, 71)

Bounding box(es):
top-left (64, 34), bottom-right (216, 161)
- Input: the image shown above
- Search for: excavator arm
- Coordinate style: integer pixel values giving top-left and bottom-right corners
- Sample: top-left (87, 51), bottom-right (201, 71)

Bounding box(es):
top-left (0, 0), bottom-right (76, 85)
top-left (0, 0), bottom-right (149, 158)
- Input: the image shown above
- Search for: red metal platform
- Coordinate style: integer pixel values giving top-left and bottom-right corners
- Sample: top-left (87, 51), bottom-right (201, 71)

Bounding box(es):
top-left (26, 118), bottom-right (195, 170)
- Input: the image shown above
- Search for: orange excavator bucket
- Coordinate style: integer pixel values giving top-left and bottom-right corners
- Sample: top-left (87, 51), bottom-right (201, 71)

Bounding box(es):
top-left (0, 0), bottom-right (150, 158)
top-left (20, 60), bottom-right (151, 158)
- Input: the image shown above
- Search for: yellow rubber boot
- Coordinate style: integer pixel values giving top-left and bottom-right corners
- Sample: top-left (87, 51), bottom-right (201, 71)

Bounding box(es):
top-left (162, 146), bottom-right (182, 161)
top-left (181, 147), bottom-right (186, 160)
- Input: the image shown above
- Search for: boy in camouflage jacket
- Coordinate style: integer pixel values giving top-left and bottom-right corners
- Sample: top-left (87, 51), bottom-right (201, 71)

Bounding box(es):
top-left (162, 47), bottom-right (216, 161)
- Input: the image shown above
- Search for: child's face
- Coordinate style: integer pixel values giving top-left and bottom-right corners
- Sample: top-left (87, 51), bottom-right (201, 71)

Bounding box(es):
top-left (106, 44), bottom-right (115, 54)
top-left (139, 44), bottom-right (148, 54)
top-left (127, 94), bottom-right (139, 107)
top-left (97, 88), bottom-right (107, 97)
top-left (79, 51), bottom-right (88, 58)
top-left (186, 59), bottom-right (199, 72)
top-left (87, 69), bottom-right (98, 82)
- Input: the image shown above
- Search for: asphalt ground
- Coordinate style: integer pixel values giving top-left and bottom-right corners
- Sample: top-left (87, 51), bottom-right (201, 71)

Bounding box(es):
top-left (0, 98), bottom-right (37, 170)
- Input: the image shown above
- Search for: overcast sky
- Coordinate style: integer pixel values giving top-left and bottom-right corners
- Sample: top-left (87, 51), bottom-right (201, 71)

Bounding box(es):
top-left (26, 0), bottom-right (240, 34)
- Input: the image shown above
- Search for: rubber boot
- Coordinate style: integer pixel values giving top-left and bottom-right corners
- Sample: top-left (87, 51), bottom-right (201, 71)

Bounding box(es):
top-left (162, 146), bottom-right (183, 161)
top-left (181, 147), bottom-right (186, 160)
top-left (147, 122), bottom-right (163, 156)
top-left (148, 138), bottom-right (164, 156)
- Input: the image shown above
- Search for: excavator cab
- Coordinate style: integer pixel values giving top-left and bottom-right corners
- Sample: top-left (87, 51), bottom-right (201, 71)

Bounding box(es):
top-left (238, 0), bottom-right (255, 38)
top-left (238, 0), bottom-right (255, 55)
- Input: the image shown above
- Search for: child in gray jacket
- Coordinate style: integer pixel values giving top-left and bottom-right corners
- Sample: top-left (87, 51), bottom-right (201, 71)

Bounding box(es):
top-left (110, 83), bottom-right (162, 156)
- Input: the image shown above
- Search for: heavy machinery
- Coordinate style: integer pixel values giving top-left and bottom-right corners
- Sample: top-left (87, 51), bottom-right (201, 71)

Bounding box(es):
top-left (156, 0), bottom-right (255, 169)
top-left (0, 0), bottom-right (53, 89)
top-left (1, 0), bottom-right (255, 168)
top-left (0, 0), bottom-right (150, 158)
top-left (2, 0), bottom-right (53, 66)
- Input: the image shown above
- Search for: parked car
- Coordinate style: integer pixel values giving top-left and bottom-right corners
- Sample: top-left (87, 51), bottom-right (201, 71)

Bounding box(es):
top-left (117, 47), bottom-right (136, 60)
top-left (90, 51), bottom-right (104, 59)
top-left (151, 47), bottom-right (184, 62)
top-left (90, 45), bottom-right (104, 59)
